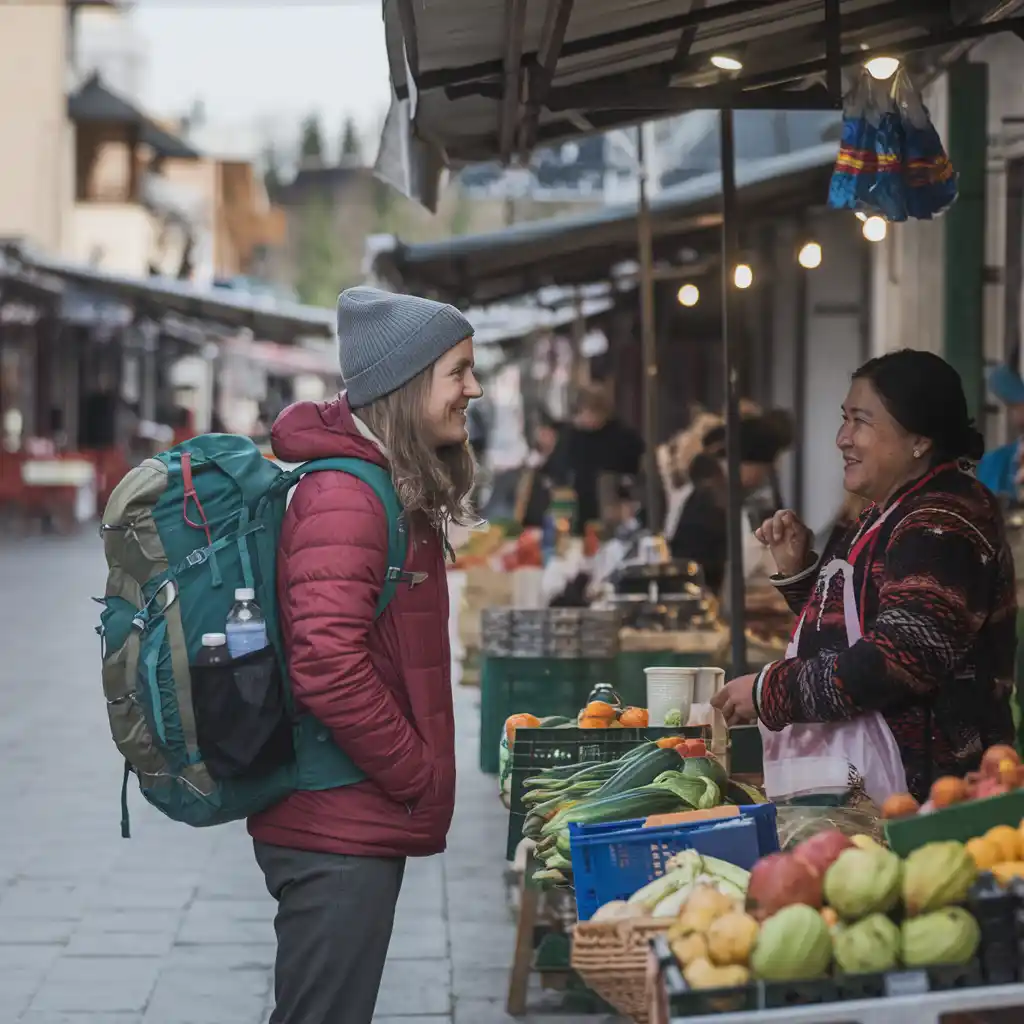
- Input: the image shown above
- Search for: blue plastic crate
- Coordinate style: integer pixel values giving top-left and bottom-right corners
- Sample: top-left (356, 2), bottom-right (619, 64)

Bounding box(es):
top-left (570, 805), bottom-right (779, 922)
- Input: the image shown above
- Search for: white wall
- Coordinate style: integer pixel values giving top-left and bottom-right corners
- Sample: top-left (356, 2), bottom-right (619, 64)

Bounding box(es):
top-left (868, 77), bottom-right (949, 358)
top-left (69, 203), bottom-right (158, 276)
top-left (767, 212), bottom-right (869, 535)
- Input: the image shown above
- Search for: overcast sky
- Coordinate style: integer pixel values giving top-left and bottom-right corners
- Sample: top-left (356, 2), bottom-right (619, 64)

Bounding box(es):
top-left (132, 0), bottom-right (392, 149)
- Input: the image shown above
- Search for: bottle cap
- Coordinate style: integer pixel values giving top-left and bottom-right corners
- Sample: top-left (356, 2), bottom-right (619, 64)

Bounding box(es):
top-left (201, 633), bottom-right (227, 647)
top-left (234, 588), bottom-right (256, 601)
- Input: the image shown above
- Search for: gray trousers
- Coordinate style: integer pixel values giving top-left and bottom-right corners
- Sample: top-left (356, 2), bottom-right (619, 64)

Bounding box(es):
top-left (254, 841), bottom-right (406, 1024)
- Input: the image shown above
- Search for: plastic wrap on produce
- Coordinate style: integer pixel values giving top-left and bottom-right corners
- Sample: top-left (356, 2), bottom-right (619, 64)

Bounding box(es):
top-left (775, 802), bottom-right (885, 851)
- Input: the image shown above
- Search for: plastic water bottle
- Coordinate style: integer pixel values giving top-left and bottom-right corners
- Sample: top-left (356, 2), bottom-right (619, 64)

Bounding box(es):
top-left (225, 588), bottom-right (268, 658)
top-left (196, 632), bottom-right (230, 667)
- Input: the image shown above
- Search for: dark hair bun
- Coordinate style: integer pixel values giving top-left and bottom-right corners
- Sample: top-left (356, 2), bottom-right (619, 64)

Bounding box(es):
top-left (959, 426), bottom-right (986, 462)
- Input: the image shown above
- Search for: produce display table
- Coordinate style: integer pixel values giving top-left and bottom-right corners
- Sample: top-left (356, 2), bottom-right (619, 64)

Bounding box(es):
top-left (480, 629), bottom-right (730, 775)
top-left (656, 981), bottom-right (1024, 1024)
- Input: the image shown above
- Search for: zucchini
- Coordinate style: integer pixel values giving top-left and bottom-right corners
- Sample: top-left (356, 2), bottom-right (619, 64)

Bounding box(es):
top-left (523, 760), bottom-right (604, 786)
top-left (542, 785), bottom-right (693, 835)
top-left (539, 715), bottom-right (573, 727)
top-left (592, 747), bottom-right (684, 798)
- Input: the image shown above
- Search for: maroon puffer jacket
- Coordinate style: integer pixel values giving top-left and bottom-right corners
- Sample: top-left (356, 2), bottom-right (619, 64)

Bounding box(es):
top-left (247, 396), bottom-right (455, 857)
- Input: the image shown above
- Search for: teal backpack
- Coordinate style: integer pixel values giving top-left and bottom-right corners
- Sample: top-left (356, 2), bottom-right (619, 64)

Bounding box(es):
top-left (97, 434), bottom-right (407, 836)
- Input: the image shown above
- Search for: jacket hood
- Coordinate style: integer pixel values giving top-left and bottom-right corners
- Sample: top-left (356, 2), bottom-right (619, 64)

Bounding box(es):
top-left (270, 394), bottom-right (387, 468)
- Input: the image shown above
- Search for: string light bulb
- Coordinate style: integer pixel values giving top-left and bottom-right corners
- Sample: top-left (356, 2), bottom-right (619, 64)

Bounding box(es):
top-left (677, 283), bottom-right (700, 307)
top-left (734, 264), bottom-right (753, 289)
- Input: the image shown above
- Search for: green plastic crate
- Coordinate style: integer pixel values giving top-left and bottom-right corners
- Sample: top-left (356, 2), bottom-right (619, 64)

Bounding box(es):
top-left (479, 656), bottom-right (622, 775)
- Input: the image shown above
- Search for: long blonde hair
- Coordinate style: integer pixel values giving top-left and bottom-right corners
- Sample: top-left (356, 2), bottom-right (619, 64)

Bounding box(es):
top-left (358, 365), bottom-right (478, 530)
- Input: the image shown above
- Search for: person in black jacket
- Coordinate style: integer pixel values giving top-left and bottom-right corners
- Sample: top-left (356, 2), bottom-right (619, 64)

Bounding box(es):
top-left (669, 413), bottom-right (792, 595)
top-left (564, 384), bottom-right (645, 531)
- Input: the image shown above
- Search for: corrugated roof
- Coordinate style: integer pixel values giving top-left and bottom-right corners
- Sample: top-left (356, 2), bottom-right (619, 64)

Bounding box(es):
top-left (377, 0), bottom-right (1024, 208)
top-left (375, 141), bottom-right (837, 304)
top-left (5, 246), bottom-right (335, 343)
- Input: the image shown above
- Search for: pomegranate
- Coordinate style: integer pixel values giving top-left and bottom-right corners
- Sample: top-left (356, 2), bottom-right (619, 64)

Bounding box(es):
top-left (746, 852), bottom-right (823, 922)
top-left (793, 829), bottom-right (855, 877)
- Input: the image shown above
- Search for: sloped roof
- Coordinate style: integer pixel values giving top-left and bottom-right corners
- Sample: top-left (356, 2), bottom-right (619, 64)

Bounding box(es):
top-left (68, 74), bottom-right (200, 160)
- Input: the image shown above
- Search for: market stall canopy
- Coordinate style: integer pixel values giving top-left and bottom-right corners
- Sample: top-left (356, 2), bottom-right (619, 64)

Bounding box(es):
top-left (68, 74), bottom-right (200, 161)
top-left (375, 142), bottom-right (836, 305)
top-left (2, 245), bottom-right (336, 344)
top-left (377, 0), bottom-right (1024, 208)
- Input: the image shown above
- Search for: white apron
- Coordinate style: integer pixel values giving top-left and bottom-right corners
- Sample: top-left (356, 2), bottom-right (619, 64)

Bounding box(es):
top-left (759, 496), bottom-right (913, 807)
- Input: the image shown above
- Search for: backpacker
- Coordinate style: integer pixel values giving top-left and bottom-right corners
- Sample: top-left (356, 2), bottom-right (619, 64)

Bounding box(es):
top-left (97, 434), bottom-right (407, 835)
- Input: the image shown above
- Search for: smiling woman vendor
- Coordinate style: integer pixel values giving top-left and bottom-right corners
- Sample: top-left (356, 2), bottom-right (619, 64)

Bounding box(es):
top-left (712, 349), bottom-right (1017, 805)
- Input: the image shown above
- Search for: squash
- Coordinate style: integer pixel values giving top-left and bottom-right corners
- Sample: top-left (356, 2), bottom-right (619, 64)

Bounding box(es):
top-left (504, 713), bottom-right (541, 743)
top-left (592, 747), bottom-right (684, 798)
top-left (618, 706), bottom-right (649, 728)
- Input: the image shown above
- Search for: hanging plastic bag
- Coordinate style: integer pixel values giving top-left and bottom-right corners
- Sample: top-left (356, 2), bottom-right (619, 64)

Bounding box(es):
top-left (828, 71), bottom-right (882, 213)
top-left (867, 98), bottom-right (908, 223)
top-left (893, 68), bottom-right (958, 219)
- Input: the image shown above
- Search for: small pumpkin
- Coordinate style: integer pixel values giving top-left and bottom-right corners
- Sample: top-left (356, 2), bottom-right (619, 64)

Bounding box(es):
top-left (583, 700), bottom-right (618, 721)
top-left (618, 706), bottom-right (649, 728)
top-left (579, 715), bottom-right (610, 729)
top-left (504, 713), bottom-right (541, 744)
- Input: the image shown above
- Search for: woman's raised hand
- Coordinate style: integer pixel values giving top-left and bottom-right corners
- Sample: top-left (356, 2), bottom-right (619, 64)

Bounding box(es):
top-left (754, 509), bottom-right (814, 578)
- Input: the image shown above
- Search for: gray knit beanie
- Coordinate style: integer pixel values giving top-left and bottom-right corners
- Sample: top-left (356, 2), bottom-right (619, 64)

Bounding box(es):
top-left (337, 286), bottom-right (474, 409)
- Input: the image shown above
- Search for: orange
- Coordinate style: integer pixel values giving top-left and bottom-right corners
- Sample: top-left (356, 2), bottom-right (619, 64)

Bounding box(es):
top-left (504, 713), bottom-right (541, 744)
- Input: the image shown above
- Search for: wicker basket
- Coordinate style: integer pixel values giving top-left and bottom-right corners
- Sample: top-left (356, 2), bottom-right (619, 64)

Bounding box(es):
top-left (571, 917), bottom-right (671, 1023)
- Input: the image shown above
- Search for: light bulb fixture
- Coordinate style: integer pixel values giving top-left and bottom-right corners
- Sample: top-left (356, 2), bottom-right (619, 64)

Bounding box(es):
top-left (865, 55), bottom-right (900, 81)
top-left (710, 53), bottom-right (743, 72)
top-left (862, 216), bottom-right (887, 242)
top-left (797, 241), bottom-right (822, 270)
top-left (855, 211), bottom-right (868, 222)
top-left (677, 283), bottom-right (700, 307)
top-left (734, 264), bottom-right (753, 289)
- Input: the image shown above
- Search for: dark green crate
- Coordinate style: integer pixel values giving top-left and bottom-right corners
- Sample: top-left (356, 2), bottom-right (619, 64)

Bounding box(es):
top-left (479, 656), bottom-right (620, 775)
top-left (885, 788), bottom-right (1024, 857)
top-left (481, 650), bottom-right (729, 776)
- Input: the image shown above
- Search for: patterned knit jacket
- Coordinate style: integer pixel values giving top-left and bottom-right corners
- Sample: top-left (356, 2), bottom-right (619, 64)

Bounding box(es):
top-left (755, 464), bottom-right (1017, 802)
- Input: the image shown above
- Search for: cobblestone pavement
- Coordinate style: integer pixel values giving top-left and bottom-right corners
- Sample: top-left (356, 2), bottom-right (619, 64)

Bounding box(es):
top-left (0, 533), bottom-right (614, 1024)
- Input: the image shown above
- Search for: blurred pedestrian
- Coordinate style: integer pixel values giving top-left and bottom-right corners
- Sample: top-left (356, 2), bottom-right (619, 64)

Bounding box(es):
top-left (977, 362), bottom-right (1024, 502)
top-left (249, 287), bottom-right (482, 1024)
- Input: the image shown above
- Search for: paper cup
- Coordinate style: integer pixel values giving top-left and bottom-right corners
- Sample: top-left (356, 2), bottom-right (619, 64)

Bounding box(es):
top-left (644, 666), bottom-right (696, 727)
top-left (685, 666), bottom-right (726, 725)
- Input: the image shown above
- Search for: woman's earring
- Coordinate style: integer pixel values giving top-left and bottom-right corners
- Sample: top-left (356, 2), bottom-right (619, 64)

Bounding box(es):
top-left (913, 449), bottom-right (921, 459)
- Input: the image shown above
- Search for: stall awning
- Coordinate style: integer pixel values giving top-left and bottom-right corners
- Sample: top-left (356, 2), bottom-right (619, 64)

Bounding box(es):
top-left (375, 142), bottom-right (836, 305)
top-left (377, 0), bottom-right (1024, 208)
top-left (4, 246), bottom-right (336, 344)
top-left (68, 74), bottom-right (200, 161)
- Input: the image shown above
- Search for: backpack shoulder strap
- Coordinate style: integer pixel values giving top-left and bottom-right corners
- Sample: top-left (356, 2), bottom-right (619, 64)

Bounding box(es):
top-left (283, 457), bottom-right (408, 618)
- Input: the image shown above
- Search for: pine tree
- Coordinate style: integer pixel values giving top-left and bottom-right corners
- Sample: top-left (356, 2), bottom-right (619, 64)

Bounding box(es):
top-left (294, 190), bottom-right (341, 307)
top-left (262, 144), bottom-right (282, 198)
top-left (299, 114), bottom-right (325, 164)
top-left (340, 116), bottom-right (363, 164)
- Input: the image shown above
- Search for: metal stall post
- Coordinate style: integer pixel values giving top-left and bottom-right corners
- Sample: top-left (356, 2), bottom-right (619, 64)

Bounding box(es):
top-left (719, 107), bottom-right (747, 675)
top-left (636, 124), bottom-right (661, 529)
